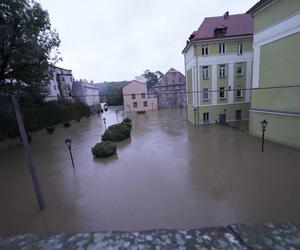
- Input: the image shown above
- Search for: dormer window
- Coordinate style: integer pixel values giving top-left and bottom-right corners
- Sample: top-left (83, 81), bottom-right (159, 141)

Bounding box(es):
top-left (214, 27), bottom-right (227, 37)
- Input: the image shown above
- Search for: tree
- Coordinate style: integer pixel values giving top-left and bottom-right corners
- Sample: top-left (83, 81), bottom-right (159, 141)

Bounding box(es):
top-left (0, 0), bottom-right (60, 99)
top-left (143, 70), bottom-right (163, 89)
top-left (106, 88), bottom-right (123, 106)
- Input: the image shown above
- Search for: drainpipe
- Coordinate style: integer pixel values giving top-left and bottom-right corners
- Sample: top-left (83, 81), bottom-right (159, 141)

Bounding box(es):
top-left (195, 46), bottom-right (199, 125)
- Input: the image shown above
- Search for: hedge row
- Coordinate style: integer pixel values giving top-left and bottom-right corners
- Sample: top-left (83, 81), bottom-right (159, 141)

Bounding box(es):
top-left (92, 118), bottom-right (132, 158)
top-left (0, 99), bottom-right (90, 140)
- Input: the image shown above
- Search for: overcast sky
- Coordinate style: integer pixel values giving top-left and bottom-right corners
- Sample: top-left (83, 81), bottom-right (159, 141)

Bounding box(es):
top-left (37, 0), bottom-right (257, 83)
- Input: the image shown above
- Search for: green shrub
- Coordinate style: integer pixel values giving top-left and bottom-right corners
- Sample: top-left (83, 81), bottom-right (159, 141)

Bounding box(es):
top-left (63, 121), bottom-right (71, 127)
top-left (102, 123), bottom-right (131, 142)
top-left (46, 126), bottom-right (55, 134)
top-left (123, 118), bottom-right (131, 123)
top-left (92, 141), bottom-right (117, 158)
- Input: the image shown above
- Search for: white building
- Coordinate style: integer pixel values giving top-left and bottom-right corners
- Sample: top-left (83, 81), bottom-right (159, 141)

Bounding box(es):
top-left (45, 66), bottom-right (74, 101)
top-left (72, 80), bottom-right (100, 107)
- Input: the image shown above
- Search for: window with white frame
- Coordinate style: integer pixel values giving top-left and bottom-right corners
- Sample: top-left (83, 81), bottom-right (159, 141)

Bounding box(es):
top-left (236, 86), bottom-right (243, 97)
top-left (219, 64), bottom-right (226, 77)
top-left (143, 101), bottom-right (148, 107)
top-left (219, 87), bottom-right (226, 98)
top-left (202, 66), bottom-right (209, 79)
top-left (203, 112), bottom-right (209, 122)
top-left (238, 43), bottom-right (243, 55)
top-left (133, 102), bottom-right (137, 107)
top-left (237, 65), bottom-right (243, 76)
top-left (202, 45), bottom-right (208, 55)
top-left (203, 88), bottom-right (209, 100)
top-left (131, 94), bottom-right (136, 99)
top-left (219, 43), bottom-right (226, 54)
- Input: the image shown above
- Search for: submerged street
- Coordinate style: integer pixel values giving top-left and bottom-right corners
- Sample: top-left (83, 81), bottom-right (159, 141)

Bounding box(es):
top-left (0, 108), bottom-right (300, 236)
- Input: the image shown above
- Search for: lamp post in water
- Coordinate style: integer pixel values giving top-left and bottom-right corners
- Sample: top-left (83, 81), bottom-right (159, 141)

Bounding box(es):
top-left (260, 119), bottom-right (268, 152)
top-left (65, 138), bottom-right (75, 168)
top-left (103, 117), bottom-right (107, 130)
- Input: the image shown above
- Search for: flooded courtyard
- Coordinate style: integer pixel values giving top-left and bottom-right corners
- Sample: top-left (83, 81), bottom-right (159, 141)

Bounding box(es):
top-left (0, 107), bottom-right (300, 236)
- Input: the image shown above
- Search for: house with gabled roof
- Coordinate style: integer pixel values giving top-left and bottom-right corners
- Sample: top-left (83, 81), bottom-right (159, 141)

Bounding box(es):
top-left (122, 80), bottom-right (158, 112)
top-left (182, 12), bottom-right (253, 124)
top-left (152, 68), bottom-right (186, 109)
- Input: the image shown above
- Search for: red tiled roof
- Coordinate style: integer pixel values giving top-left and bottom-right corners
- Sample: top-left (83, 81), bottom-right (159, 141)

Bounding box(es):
top-left (193, 13), bottom-right (253, 40)
top-left (183, 13), bottom-right (253, 52)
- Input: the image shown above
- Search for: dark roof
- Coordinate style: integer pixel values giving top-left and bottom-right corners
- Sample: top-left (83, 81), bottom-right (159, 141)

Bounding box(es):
top-left (183, 13), bottom-right (253, 52)
top-left (247, 0), bottom-right (274, 15)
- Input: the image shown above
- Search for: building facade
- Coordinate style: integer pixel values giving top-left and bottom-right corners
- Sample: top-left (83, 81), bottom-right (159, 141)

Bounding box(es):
top-left (183, 13), bottom-right (253, 124)
top-left (72, 80), bottom-right (100, 107)
top-left (122, 80), bottom-right (158, 112)
top-left (248, 0), bottom-right (300, 149)
top-left (152, 68), bottom-right (186, 109)
top-left (45, 66), bottom-right (74, 101)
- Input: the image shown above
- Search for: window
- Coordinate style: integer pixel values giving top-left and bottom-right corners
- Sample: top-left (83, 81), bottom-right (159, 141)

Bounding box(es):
top-left (203, 112), bottom-right (209, 122)
top-left (237, 65), bottom-right (243, 76)
top-left (203, 88), bottom-right (209, 100)
top-left (54, 85), bottom-right (57, 90)
top-left (219, 87), bottom-right (226, 98)
top-left (165, 78), bottom-right (168, 84)
top-left (238, 43), bottom-right (243, 55)
top-left (141, 93), bottom-right (145, 98)
top-left (131, 94), bottom-right (136, 99)
top-left (219, 64), bottom-right (226, 77)
top-left (61, 76), bottom-right (65, 82)
top-left (219, 43), bottom-right (226, 54)
top-left (133, 102), bottom-right (137, 107)
top-left (201, 45), bottom-right (208, 55)
top-left (143, 101), bottom-right (148, 107)
top-left (202, 66), bottom-right (209, 79)
top-left (236, 86), bottom-right (243, 97)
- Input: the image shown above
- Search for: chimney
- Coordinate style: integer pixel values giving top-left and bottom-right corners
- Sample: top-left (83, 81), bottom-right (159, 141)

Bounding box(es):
top-left (223, 11), bottom-right (229, 19)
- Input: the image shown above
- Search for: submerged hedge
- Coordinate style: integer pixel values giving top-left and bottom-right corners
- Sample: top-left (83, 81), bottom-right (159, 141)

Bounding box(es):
top-left (0, 99), bottom-right (90, 140)
top-left (92, 141), bottom-right (117, 158)
top-left (101, 123), bottom-right (131, 142)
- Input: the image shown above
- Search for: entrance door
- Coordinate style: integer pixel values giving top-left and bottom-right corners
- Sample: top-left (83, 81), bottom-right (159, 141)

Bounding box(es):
top-left (235, 110), bottom-right (242, 120)
top-left (203, 112), bottom-right (209, 123)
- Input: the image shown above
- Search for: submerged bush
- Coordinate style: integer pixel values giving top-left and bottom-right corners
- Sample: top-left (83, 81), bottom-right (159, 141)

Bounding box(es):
top-left (46, 126), bottom-right (55, 134)
top-left (102, 123), bottom-right (131, 142)
top-left (123, 118), bottom-right (131, 124)
top-left (92, 141), bottom-right (117, 158)
top-left (63, 121), bottom-right (71, 127)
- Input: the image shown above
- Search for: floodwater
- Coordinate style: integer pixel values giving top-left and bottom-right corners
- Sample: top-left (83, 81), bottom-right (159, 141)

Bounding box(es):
top-left (0, 107), bottom-right (300, 236)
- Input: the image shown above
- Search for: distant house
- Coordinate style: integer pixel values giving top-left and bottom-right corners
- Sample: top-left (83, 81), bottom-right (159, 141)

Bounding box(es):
top-left (182, 12), bottom-right (253, 124)
top-left (122, 80), bottom-right (158, 112)
top-left (152, 68), bottom-right (186, 109)
top-left (72, 80), bottom-right (100, 107)
top-left (45, 66), bottom-right (74, 101)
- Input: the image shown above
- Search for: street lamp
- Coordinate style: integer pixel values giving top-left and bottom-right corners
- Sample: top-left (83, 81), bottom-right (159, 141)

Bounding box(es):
top-left (64, 138), bottom-right (75, 168)
top-left (260, 119), bottom-right (268, 152)
top-left (103, 117), bottom-right (107, 130)
top-left (193, 107), bottom-right (197, 127)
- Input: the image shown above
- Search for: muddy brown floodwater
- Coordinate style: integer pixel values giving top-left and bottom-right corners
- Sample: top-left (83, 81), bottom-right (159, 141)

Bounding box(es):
top-left (0, 107), bottom-right (300, 236)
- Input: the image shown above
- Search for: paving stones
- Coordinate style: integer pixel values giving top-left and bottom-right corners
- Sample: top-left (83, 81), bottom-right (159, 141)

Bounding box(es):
top-left (0, 228), bottom-right (245, 250)
top-left (229, 223), bottom-right (300, 249)
top-left (1, 223), bottom-right (300, 249)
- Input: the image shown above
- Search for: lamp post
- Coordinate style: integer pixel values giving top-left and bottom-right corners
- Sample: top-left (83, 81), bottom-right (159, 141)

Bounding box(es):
top-left (103, 117), bottom-right (107, 130)
top-left (193, 107), bottom-right (197, 127)
top-left (65, 138), bottom-right (75, 168)
top-left (260, 119), bottom-right (268, 152)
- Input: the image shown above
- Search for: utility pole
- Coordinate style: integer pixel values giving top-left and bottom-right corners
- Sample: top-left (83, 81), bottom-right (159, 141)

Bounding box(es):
top-left (11, 95), bottom-right (45, 210)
